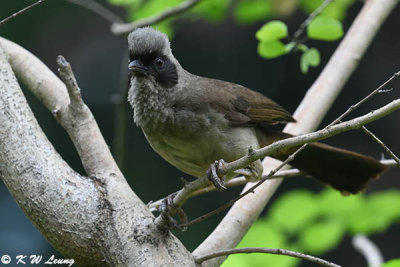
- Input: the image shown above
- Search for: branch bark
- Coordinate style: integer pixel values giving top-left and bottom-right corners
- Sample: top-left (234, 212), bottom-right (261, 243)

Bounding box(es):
top-left (195, 247), bottom-right (341, 267)
top-left (0, 39), bottom-right (195, 266)
top-left (193, 0), bottom-right (399, 265)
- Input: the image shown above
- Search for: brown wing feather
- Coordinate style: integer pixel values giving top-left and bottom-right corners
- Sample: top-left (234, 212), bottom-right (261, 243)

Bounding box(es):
top-left (193, 76), bottom-right (295, 125)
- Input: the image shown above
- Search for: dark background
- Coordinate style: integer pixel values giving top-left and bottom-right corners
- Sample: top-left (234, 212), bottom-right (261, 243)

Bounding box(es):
top-left (0, 0), bottom-right (399, 266)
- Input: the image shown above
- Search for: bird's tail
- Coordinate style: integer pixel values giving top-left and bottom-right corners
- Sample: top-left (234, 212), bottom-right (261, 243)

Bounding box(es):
top-left (256, 129), bottom-right (387, 194)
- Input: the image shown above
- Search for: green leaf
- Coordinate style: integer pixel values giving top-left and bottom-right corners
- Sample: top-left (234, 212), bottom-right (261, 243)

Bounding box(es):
top-left (222, 220), bottom-right (299, 267)
top-left (191, 0), bottom-right (231, 21)
top-left (234, 0), bottom-right (272, 24)
top-left (307, 16), bottom-right (344, 41)
top-left (269, 190), bottom-right (320, 233)
top-left (300, 0), bottom-right (356, 21)
top-left (382, 259), bottom-right (400, 267)
top-left (298, 220), bottom-right (345, 255)
top-left (318, 189), bottom-right (364, 218)
top-left (238, 221), bottom-right (286, 248)
top-left (128, 0), bottom-right (183, 19)
top-left (348, 191), bottom-right (400, 235)
top-left (300, 48), bottom-right (320, 73)
top-left (368, 190), bottom-right (400, 222)
top-left (257, 40), bottom-right (287, 59)
top-left (256, 20), bottom-right (288, 41)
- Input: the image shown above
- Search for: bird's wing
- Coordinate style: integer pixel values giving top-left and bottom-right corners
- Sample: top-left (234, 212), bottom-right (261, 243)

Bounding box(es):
top-left (184, 76), bottom-right (295, 125)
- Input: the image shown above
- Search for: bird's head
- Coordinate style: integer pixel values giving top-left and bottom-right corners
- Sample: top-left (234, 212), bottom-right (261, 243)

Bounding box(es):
top-left (127, 27), bottom-right (179, 88)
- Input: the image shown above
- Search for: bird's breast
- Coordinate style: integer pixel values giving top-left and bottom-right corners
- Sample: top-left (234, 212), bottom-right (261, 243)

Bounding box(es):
top-left (143, 113), bottom-right (260, 178)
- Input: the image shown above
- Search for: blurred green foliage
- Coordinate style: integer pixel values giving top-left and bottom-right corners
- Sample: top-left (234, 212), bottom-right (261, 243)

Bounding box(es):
top-left (222, 189), bottom-right (400, 267)
top-left (300, 0), bottom-right (356, 21)
top-left (383, 259), bottom-right (400, 267)
top-left (107, 0), bottom-right (356, 73)
top-left (233, 0), bottom-right (272, 24)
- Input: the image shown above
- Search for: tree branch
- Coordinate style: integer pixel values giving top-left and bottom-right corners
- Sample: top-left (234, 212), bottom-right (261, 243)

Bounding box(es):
top-left (111, 0), bottom-right (201, 35)
top-left (361, 126), bottom-right (400, 165)
top-left (64, 0), bottom-right (123, 23)
top-left (0, 0), bottom-right (47, 26)
top-left (0, 39), bottom-right (104, 266)
top-left (193, 0), bottom-right (399, 265)
top-left (149, 158), bottom-right (397, 212)
top-left (195, 247), bottom-right (341, 267)
top-left (352, 235), bottom-right (384, 267)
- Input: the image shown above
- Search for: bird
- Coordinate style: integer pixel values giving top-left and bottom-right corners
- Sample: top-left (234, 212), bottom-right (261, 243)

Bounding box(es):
top-left (126, 27), bottom-right (387, 194)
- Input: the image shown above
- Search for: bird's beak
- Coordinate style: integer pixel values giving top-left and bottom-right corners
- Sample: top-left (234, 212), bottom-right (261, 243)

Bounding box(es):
top-left (128, 60), bottom-right (148, 76)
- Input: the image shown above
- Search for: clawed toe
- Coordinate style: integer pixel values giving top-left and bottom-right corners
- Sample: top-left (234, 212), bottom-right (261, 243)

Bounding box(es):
top-left (206, 160), bottom-right (227, 191)
top-left (158, 193), bottom-right (188, 231)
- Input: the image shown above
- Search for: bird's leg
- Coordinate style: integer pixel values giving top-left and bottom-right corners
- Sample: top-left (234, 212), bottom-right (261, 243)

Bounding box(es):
top-left (206, 159), bottom-right (227, 190)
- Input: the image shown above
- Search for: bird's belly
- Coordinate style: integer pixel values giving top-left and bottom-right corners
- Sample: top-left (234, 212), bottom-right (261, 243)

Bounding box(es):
top-left (144, 126), bottom-right (260, 178)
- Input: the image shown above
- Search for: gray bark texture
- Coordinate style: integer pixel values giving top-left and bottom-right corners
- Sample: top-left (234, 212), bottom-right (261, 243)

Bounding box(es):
top-left (0, 40), bottom-right (195, 266)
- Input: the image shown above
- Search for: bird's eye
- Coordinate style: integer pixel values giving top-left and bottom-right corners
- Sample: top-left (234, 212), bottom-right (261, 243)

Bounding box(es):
top-left (154, 57), bottom-right (164, 68)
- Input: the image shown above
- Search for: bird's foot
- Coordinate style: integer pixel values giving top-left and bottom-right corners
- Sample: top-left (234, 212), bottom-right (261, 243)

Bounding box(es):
top-left (206, 159), bottom-right (227, 191)
top-left (158, 193), bottom-right (188, 231)
top-left (158, 193), bottom-right (178, 229)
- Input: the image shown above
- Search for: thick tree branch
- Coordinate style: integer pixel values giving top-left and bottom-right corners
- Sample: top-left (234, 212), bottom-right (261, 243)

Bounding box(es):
top-left (111, 0), bottom-right (201, 35)
top-left (0, 39), bottom-right (195, 266)
top-left (193, 0), bottom-right (399, 265)
top-left (352, 235), bottom-right (383, 267)
top-left (195, 247), bottom-right (341, 267)
top-left (0, 41), bottom-right (104, 266)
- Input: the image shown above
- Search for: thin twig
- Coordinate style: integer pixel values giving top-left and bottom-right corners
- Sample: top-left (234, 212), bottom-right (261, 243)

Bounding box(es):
top-left (149, 169), bottom-right (305, 212)
top-left (361, 126), bottom-right (400, 165)
top-left (292, 0), bottom-right (334, 43)
top-left (147, 159), bottom-right (398, 212)
top-left (329, 71), bottom-right (400, 127)
top-left (352, 235), bottom-right (384, 267)
top-left (0, 0), bottom-right (47, 27)
top-left (195, 247), bottom-right (341, 267)
top-left (57, 56), bottom-right (83, 107)
top-left (64, 0), bottom-right (123, 23)
top-left (111, 0), bottom-right (201, 35)
top-left (149, 158), bottom-right (397, 212)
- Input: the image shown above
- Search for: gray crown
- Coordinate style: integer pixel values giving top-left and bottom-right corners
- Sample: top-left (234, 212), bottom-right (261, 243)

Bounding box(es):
top-left (128, 27), bottom-right (172, 57)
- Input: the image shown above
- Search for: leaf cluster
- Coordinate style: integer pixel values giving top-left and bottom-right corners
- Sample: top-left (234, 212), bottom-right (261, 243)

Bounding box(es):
top-left (255, 0), bottom-right (353, 73)
top-left (222, 189), bottom-right (400, 267)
